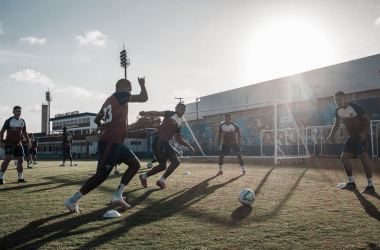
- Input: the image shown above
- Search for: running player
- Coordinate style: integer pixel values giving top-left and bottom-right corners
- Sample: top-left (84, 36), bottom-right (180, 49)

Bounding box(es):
top-left (64, 77), bottom-right (148, 213)
top-left (29, 133), bottom-right (38, 165)
top-left (60, 127), bottom-right (73, 166)
top-left (216, 114), bottom-right (246, 176)
top-left (0, 106), bottom-right (30, 184)
top-left (326, 91), bottom-right (375, 194)
top-left (21, 133), bottom-right (33, 169)
top-left (139, 103), bottom-right (195, 189)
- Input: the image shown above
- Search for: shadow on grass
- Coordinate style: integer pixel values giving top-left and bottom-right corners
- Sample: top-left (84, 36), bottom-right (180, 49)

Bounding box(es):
top-left (231, 206), bottom-right (253, 221)
top-left (351, 189), bottom-right (380, 221)
top-left (0, 175), bottom-right (242, 249)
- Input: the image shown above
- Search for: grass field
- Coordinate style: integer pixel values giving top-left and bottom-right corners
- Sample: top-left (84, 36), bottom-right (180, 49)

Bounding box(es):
top-left (0, 157), bottom-right (379, 250)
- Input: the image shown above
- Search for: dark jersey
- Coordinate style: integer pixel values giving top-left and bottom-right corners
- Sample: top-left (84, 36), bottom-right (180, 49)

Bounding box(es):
top-left (0, 117), bottom-right (29, 146)
top-left (31, 138), bottom-right (38, 150)
top-left (335, 103), bottom-right (366, 137)
top-left (153, 111), bottom-right (181, 141)
top-left (219, 122), bottom-right (239, 145)
top-left (62, 131), bottom-right (72, 147)
top-left (99, 92), bottom-right (131, 145)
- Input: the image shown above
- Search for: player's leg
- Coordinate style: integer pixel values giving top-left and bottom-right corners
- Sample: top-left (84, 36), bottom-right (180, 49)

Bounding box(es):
top-left (69, 150), bottom-right (73, 166)
top-left (64, 142), bottom-right (117, 213)
top-left (33, 151), bottom-right (37, 163)
top-left (0, 149), bottom-right (13, 184)
top-left (338, 137), bottom-right (356, 189)
top-left (15, 146), bottom-right (27, 182)
top-left (357, 136), bottom-right (375, 194)
top-left (217, 145), bottom-right (230, 176)
top-left (61, 147), bottom-right (66, 166)
top-left (232, 144), bottom-right (246, 175)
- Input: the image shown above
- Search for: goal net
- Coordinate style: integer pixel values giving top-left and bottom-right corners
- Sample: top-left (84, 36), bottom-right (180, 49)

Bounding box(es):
top-left (176, 100), bottom-right (310, 164)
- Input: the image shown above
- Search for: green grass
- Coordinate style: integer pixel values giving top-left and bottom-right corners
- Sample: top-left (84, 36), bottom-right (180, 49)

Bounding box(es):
top-left (0, 157), bottom-right (379, 249)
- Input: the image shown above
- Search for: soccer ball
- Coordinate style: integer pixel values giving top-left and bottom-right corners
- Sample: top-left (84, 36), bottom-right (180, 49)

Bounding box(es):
top-left (147, 162), bottom-right (153, 168)
top-left (14, 160), bottom-right (18, 165)
top-left (238, 189), bottom-right (255, 206)
top-left (186, 156), bottom-right (189, 160)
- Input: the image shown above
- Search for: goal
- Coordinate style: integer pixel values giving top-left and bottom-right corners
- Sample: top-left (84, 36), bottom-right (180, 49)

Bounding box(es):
top-left (177, 100), bottom-right (310, 164)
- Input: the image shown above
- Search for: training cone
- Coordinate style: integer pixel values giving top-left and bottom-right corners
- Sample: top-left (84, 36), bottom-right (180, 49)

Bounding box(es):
top-left (183, 171), bottom-right (190, 175)
top-left (103, 210), bottom-right (121, 218)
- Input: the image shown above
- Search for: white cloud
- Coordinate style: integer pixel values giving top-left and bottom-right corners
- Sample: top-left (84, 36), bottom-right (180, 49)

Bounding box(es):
top-left (94, 93), bottom-right (109, 99)
top-left (0, 22), bottom-right (4, 35)
top-left (162, 104), bottom-right (176, 110)
top-left (0, 105), bottom-right (10, 113)
top-left (76, 56), bottom-right (94, 62)
top-left (173, 88), bottom-right (198, 99)
top-left (20, 36), bottom-right (47, 45)
top-left (29, 105), bottom-right (41, 113)
top-left (76, 30), bottom-right (106, 47)
top-left (374, 17), bottom-right (380, 25)
top-left (57, 86), bottom-right (93, 98)
top-left (10, 69), bottom-right (54, 87)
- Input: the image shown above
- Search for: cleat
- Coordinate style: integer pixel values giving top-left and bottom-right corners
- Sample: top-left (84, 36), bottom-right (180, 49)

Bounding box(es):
top-left (242, 170), bottom-right (247, 175)
top-left (361, 186), bottom-right (375, 194)
top-left (114, 171), bottom-right (120, 175)
top-left (70, 163), bottom-right (73, 166)
top-left (110, 195), bottom-right (130, 209)
top-left (65, 198), bottom-right (79, 213)
top-left (27, 166), bottom-right (34, 169)
top-left (139, 174), bottom-right (148, 188)
top-left (156, 180), bottom-right (166, 189)
top-left (216, 170), bottom-right (223, 176)
top-left (0, 179), bottom-right (5, 185)
top-left (338, 182), bottom-right (356, 189)
top-left (60, 164), bottom-right (65, 167)
top-left (18, 179), bottom-right (27, 183)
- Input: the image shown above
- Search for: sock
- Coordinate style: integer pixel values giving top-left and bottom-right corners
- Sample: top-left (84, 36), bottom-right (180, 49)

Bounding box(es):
top-left (18, 173), bottom-right (23, 180)
top-left (62, 161), bottom-right (65, 166)
top-left (219, 165), bottom-right (223, 171)
top-left (367, 178), bottom-right (373, 187)
top-left (70, 190), bottom-right (84, 203)
top-left (241, 165), bottom-right (246, 171)
top-left (142, 173), bottom-right (148, 179)
top-left (27, 162), bottom-right (29, 167)
top-left (114, 183), bottom-right (126, 198)
top-left (348, 176), bottom-right (354, 183)
top-left (0, 172), bottom-right (4, 179)
top-left (159, 177), bottom-right (166, 182)
top-left (114, 166), bottom-right (118, 172)
top-left (70, 161), bottom-right (72, 165)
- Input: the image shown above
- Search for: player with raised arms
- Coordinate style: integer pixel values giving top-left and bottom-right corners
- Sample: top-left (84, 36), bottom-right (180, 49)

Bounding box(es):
top-left (139, 103), bottom-right (195, 189)
top-left (60, 127), bottom-right (73, 166)
top-left (216, 113), bottom-right (246, 176)
top-left (0, 106), bottom-right (30, 184)
top-left (64, 78), bottom-right (148, 213)
top-left (326, 91), bottom-right (375, 194)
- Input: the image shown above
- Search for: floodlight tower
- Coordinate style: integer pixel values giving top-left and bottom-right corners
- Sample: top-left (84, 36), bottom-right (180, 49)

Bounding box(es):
top-left (120, 44), bottom-right (130, 79)
top-left (45, 89), bottom-right (52, 135)
top-left (175, 97), bottom-right (184, 104)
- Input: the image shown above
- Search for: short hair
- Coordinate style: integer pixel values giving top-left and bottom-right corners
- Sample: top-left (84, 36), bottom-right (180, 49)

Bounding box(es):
top-left (224, 113), bottom-right (231, 117)
top-left (176, 103), bottom-right (186, 108)
top-left (335, 91), bottom-right (346, 97)
top-left (116, 79), bottom-right (131, 89)
top-left (13, 106), bottom-right (21, 112)
top-left (63, 126), bottom-right (67, 131)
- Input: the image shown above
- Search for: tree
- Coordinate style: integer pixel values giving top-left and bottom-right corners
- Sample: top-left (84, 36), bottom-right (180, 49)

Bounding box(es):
top-left (128, 112), bottom-right (161, 131)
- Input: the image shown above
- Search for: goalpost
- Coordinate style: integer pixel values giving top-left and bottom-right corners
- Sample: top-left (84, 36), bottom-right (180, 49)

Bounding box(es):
top-left (177, 100), bottom-right (310, 164)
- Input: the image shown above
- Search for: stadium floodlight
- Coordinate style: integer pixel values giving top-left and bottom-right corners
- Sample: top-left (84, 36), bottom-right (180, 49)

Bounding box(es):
top-left (45, 90), bottom-right (52, 102)
top-left (120, 44), bottom-right (130, 79)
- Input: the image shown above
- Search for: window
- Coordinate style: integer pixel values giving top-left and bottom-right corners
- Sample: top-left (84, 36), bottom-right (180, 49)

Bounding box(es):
top-left (70, 120), bottom-right (73, 125)
top-left (73, 120), bottom-right (77, 125)
top-left (86, 118), bottom-right (90, 123)
top-left (130, 141), bottom-right (142, 145)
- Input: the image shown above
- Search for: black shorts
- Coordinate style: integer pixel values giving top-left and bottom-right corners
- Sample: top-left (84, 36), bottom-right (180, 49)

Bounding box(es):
top-left (220, 144), bottom-right (241, 155)
top-left (5, 145), bottom-right (24, 157)
top-left (152, 136), bottom-right (176, 163)
top-left (23, 145), bottom-right (30, 157)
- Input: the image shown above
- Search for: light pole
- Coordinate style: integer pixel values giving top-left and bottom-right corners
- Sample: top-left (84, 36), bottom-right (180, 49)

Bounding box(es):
top-left (120, 44), bottom-right (130, 79)
top-left (175, 97), bottom-right (184, 104)
top-left (45, 90), bottom-right (52, 135)
top-left (196, 97), bottom-right (200, 124)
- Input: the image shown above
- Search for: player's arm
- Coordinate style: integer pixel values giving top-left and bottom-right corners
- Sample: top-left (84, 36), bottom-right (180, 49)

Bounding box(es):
top-left (217, 126), bottom-right (223, 148)
top-left (326, 117), bottom-right (340, 143)
top-left (360, 114), bottom-right (371, 141)
top-left (175, 133), bottom-right (195, 153)
top-left (0, 119), bottom-right (10, 148)
top-left (129, 77), bottom-right (148, 103)
top-left (236, 129), bottom-right (242, 147)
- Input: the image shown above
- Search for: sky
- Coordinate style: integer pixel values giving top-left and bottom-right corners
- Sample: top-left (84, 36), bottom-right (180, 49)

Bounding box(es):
top-left (1, 0), bottom-right (380, 133)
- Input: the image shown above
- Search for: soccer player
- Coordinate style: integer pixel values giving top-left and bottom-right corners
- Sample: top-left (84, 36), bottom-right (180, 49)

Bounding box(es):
top-left (216, 114), bottom-right (246, 176)
top-left (29, 133), bottom-right (38, 165)
top-left (0, 106), bottom-right (30, 184)
top-left (326, 91), bottom-right (375, 194)
top-left (139, 103), bottom-right (195, 189)
top-left (60, 127), bottom-right (73, 166)
top-left (64, 78), bottom-right (148, 213)
top-left (21, 133), bottom-right (33, 169)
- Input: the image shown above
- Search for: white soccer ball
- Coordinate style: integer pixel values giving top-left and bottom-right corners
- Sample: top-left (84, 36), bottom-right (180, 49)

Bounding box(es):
top-left (147, 162), bottom-right (153, 168)
top-left (186, 156), bottom-right (189, 160)
top-left (178, 150), bottom-right (183, 157)
top-left (14, 160), bottom-right (18, 165)
top-left (238, 189), bottom-right (255, 206)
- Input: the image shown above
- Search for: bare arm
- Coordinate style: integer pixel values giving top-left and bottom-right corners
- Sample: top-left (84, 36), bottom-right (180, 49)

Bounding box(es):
top-left (326, 117), bottom-right (341, 143)
top-left (237, 130), bottom-right (242, 147)
top-left (360, 114), bottom-right (371, 141)
top-left (130, 77), bottom-right (148, 103)
top-left (94, 112), bottom-right (105, 127)
top-left (175, 133), bottom-right (195, 153)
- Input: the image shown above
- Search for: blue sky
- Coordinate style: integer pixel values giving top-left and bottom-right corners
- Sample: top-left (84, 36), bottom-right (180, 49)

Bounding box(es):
top-left (1, 0), bottom-right (380, 132)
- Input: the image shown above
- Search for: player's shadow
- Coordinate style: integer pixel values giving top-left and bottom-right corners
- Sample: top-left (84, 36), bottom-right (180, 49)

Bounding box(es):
top-left (350, 189), bottom-right (380, 221)
top-left (76, 175), bottom-right (242, 250)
